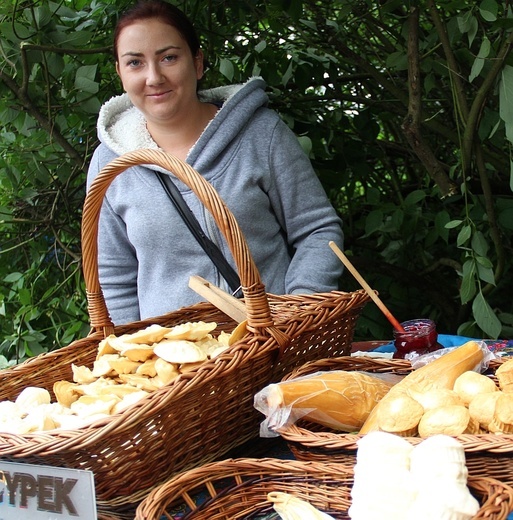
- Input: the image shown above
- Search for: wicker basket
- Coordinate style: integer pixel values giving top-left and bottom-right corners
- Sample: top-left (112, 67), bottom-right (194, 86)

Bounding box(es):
top-left (274, 355), bottom-right (513, 486)
top-left (0, 150), bottom-right (369, 515)
top-left (134, 457), bottom-right (513, 519)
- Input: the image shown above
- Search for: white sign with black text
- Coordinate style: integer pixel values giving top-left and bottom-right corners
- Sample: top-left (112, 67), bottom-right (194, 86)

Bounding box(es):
top-left (0, 461), bottom-right (97, 519)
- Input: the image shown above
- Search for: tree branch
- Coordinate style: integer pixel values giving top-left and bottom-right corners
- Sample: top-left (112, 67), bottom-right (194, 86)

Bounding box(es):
top-left (401, 5), bottom-right (458, 197)
top-left (0, 69), bottom-right (86, 172)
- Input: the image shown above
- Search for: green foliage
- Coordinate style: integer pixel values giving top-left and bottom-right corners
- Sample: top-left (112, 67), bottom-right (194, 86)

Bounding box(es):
top-left (1, 0), bottom-right (513, 363)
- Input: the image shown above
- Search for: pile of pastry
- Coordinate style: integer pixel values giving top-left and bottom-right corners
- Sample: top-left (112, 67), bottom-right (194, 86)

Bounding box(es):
top-left (0, 322), bottom-right (230, 434)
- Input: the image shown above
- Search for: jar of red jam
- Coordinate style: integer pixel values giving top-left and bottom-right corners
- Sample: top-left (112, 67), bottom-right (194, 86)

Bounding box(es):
top-left (393, 319), bottom-right (439, 359)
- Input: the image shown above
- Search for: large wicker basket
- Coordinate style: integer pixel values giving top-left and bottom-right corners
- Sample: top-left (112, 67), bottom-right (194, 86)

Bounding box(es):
top-left (134, 457), bottom-right (513, 519)
top-left (274, 355), bottom-right (513, 486)
top-left (0, 150), bottom-right (369, 516)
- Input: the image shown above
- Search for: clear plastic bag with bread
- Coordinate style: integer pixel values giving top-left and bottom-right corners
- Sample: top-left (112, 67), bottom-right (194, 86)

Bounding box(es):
top-left (254, 370), bottom-right (402, 437)
top-left (255, 341), bottom-right (498, 439)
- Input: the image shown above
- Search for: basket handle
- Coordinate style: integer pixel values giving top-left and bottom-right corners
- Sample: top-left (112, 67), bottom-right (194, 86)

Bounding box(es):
top-left (82, 149), bottom-right (286, 346)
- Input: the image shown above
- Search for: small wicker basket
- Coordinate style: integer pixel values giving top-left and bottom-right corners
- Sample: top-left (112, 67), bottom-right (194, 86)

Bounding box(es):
top-left (274, 355), bottom-right (513, 486)
top-left (134, 457), bottom-right (513, 520)
top-left (0, 150), bottom-right (369, 516)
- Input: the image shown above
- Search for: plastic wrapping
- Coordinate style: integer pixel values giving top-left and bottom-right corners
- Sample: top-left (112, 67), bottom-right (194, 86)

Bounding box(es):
top-left (408, 340), bottom-right (497, 372)
top-left (254, 370), bottom-right (403, 438)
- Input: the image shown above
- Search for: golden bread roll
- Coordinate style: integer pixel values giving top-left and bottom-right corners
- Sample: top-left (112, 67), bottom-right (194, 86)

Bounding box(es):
top-left (360, 341), bottom-right (484, 434)
top-left (409, 387), bottom-right (463, 411)
top-left (418, 405), bottom-right (479, 438)
top-left (453, 370), bottom-right (497, 406)
top-left (264, 371), bottom-right (394, 432)
top-left (496, 358), bottom-right (513, 389)
top-left (468, 391), bottom-right (502, 431)
top-left (376, 392), bottom-right (424, 436)
top-left (489, 392), bottom-right (513, 433)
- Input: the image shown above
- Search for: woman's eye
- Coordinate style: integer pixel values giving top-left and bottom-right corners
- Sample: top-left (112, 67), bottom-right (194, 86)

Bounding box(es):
top-left (127, 59), bottom-right (141, 67)
top-left (163, 54), bottom-right (177, 62)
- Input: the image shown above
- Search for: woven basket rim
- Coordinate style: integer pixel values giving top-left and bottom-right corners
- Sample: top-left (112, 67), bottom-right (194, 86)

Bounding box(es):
top-left (134, 456), bottom-right (513, 520)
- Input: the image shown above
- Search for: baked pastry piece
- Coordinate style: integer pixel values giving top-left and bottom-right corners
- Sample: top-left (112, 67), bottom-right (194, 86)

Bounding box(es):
top-left (409, 387), bottom-right (463, 411)
top-left (452, 370), bottom-right (498, 406)
top-left (496, 358), bottom-right (513, 391)
top-left (489, 392), bottom-right (513, 433)
top-left (418, 404), bottom-right (479, 438)
top-left (468, 391), bottom-right (502, 432)
top-left (376, 393), bottom-right (424, 437)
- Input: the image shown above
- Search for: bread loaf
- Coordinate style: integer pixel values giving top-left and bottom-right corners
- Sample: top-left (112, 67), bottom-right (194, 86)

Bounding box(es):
top-left (262, 371), bottom-right (394, 432)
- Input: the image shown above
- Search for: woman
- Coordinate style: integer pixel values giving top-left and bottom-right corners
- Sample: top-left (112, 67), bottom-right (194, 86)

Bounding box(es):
top-left (87, 0), bottom-right (344, 325)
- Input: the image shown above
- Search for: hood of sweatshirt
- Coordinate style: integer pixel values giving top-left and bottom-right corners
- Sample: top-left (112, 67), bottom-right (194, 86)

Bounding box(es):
top-left (96, 76), bottom-right (268, 172)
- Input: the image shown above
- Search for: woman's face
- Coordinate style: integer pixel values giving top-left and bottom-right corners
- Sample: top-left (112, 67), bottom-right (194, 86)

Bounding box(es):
top-left (116, 18), bottom-right (204, 126)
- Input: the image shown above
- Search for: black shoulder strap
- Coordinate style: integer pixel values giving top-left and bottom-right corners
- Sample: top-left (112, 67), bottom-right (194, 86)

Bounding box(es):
top-left (156, 172), bottom-right (242, 296)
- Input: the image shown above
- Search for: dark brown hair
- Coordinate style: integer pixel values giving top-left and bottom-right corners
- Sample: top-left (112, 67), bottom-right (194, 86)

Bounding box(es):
top-left (113, 0), bottom-right (201, 61)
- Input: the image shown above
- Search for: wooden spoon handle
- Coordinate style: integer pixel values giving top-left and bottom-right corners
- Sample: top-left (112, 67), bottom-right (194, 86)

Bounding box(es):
top-left (329, 242), bottom-right (405, 332)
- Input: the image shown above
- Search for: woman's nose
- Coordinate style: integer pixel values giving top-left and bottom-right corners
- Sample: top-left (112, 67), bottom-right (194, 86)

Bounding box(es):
top-left (146, 63), bottom-right (164, 85)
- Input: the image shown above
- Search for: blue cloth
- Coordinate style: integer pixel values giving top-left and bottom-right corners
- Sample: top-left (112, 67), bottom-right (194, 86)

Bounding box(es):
top-left (373, 334), bottom-right (477, 353)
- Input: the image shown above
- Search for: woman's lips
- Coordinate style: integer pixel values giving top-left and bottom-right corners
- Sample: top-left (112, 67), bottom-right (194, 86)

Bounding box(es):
top-left (148, 90), bottom-right (171, 98)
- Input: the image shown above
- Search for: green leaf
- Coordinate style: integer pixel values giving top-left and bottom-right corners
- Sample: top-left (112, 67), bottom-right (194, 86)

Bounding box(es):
top-left (499, 207), bottom-right (513, 229)
top-left (457, 12), bottom-right (478, 45)
top-left (255, 40), bottom-right (267, 53)
top-left (219, 58), bottom-right (234, 81)
top-left (476, 262), bottom-right (495, 285)
top-left (297, 135), bottom-right (312, 155)
top-left (386, 51), bottom-right (408, 71)
top-left (364, 210), bottom-right (383, 236)
top-left (75, 65), bottom-right (99, 94)
top-left (435, 211), bottom-right (450, 243)
top-left (18, 288), bottom-right (31, 306)
top-left (469, 37), bottom-right (490, 83)
top-left (472, 292), bottom-right (501, 338)
top-left (480, 0), bottom-right (498, 21)
top-left (403, 189), bottom-right (426, 206)
top-left (471, 230), bottom-right (489, 256)
top-left (460, 260), bottom-right (476, 304)
top-left (445, 219), bottom-right (463, 229)
top-left (457, 224), bottom-right (472, 246)
top-left (282, 59), bottom-right (294, 86)
top-left (457, 11), bottom-right (475, 34)
top-left (499, 65), bottom-right (513, 124)
top-left (3, 272), bottom-right (23, 283)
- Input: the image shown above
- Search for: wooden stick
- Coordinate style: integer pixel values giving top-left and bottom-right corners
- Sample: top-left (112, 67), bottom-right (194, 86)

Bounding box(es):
top-left (329, 241), bottom-right (405, 332)
top-left (189, 275), bottom-right (247, 324)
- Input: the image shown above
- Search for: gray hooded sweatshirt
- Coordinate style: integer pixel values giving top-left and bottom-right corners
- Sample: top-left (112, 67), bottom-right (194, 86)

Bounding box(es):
top-left (87, 77), bottom-right (344, 324)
